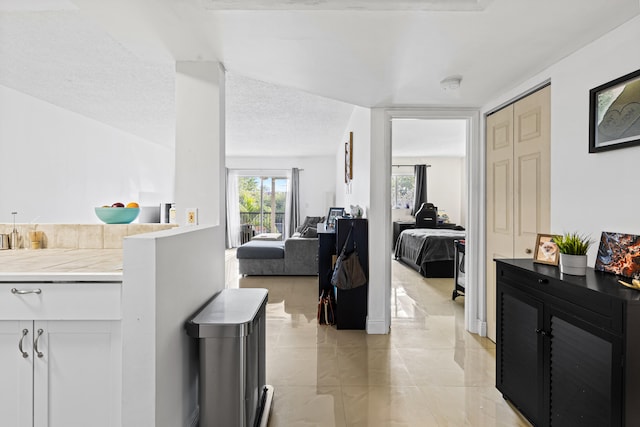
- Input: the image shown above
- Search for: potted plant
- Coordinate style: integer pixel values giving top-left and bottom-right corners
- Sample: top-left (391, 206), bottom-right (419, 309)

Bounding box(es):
top-left (553, 232), bottom-right (592, 276)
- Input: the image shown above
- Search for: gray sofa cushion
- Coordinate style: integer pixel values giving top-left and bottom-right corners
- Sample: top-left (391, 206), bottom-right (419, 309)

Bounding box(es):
top-left (296, 216), bottom-right (325, 233)
top-left (236, 240), bottom-right (285, 259)
top-left (300, 226), bottom-right (318, 238)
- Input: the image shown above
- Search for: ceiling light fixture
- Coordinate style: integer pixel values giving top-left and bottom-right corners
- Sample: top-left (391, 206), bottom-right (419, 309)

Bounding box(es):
top-left (440, 75), bottom-right (462, 92)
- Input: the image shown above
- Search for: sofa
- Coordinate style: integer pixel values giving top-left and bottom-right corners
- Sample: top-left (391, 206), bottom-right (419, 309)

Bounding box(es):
top-left (236, 216), bottom-right (323, 276)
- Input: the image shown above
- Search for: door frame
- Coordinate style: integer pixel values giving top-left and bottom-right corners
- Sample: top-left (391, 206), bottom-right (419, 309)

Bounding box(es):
top-left (375, 107), bottom-right (483, 335)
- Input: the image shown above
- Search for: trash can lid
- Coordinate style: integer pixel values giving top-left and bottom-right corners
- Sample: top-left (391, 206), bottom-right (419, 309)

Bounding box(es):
top-left (186, 288), bottom-right (268, 338)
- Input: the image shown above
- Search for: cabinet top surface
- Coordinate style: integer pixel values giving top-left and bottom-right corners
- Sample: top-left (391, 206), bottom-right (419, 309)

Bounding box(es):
top-left (496, 258), bottom-right (640, 303)
top-left (0, 249), bottom-right (123, 281)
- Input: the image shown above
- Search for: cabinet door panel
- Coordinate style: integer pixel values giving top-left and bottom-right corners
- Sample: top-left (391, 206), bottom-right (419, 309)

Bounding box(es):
top-left (0, 321), bottom-right (33, 427)
top-left (497, 286), bottom-right (543, 426)
top-left (548, 313), bottom-right (620, 427)
top-left (34, 320), bottom-right (121, 427)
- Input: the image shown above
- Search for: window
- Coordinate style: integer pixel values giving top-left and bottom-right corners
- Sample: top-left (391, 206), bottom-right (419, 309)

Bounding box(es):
top-left (238, 175), bottom-right (288, 234)
top-left (391, 174), bottom-right (414, 209)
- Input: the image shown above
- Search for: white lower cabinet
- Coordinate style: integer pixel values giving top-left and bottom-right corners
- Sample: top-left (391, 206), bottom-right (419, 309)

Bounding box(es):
top-left (0, 320), bottom-right (33, 427)
top-left (1, 320), bottom-right (121, 427)
top-left (0, 282), bottom-right (122, 427)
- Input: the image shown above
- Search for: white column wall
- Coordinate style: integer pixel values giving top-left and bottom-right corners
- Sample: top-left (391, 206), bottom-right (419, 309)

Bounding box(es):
top-left (175, 62), bottom-right (225, 227)
top-left (368, 108), bottom-right (392, 334)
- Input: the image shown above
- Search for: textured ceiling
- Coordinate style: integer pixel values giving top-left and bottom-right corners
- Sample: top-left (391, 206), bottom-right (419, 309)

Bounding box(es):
top-left (0, 9), bottom-right (176, 148)
top-left (0, 0), bottom-right (638, 157)
top-left (226, 72), bottom-right (354, 157)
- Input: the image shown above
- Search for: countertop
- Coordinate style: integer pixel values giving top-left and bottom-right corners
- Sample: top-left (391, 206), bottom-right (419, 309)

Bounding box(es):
top-left (0, 249), bottom-right (123, 282)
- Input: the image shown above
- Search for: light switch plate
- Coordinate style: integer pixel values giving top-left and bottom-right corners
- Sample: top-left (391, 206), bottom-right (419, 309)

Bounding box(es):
top-left (186, 208), bottom-right (198, 225)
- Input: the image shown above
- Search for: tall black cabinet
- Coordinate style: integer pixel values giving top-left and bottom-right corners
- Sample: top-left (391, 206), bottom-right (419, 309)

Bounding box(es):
top-left (317, 218), bottom-right (368, 330)
top-left (496, 259), bottom-right (640, 427)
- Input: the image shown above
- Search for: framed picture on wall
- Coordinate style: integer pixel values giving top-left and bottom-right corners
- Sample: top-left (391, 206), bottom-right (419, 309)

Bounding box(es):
top-left (589, 68), bottom-right (640, 153)
top-left (345, 132), bottom-right (353, 183)
top-left (533, 234), bottom-right (560, 266)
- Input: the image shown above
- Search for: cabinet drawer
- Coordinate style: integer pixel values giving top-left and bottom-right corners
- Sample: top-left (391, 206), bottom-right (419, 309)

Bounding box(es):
top-left (498, 264), bottom-right (623, 333)
top-left (0, 282), bottom-right (121, 320)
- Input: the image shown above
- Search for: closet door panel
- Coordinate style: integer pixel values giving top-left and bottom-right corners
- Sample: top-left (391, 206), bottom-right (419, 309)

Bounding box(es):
top-left (486, 105), bottom-right (514, 342)
top-left (514, 86), bottom-right (551, 258)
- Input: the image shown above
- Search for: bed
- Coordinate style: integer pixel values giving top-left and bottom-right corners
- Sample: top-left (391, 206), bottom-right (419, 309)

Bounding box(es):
top-left (394, 228), bottom-right (466, 277)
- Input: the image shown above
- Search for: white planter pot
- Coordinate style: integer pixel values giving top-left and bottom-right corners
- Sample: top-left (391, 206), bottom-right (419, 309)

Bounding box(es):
top-left (559, 254), bottom-right (588, 276)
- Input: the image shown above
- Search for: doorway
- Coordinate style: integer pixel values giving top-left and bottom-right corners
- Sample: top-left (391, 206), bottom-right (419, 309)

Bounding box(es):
top-left (373, 108), bottom-right (481, 335)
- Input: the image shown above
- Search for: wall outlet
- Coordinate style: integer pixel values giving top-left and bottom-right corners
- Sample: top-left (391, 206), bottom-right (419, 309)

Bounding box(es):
top-left (186, 208), bottom-right (198, 225)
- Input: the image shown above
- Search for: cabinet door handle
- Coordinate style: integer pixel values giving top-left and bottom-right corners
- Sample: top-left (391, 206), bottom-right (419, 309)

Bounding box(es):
top-left (538, 279), bottom-right (548, 285)
top-left (18, 329), bottom-right (29, 358)
top-left (535, 328), bottom-right (551, 337)
top-left (11, 288), bottom-right (42, 295)
top-left (34, 329), bottom-right (44, 358)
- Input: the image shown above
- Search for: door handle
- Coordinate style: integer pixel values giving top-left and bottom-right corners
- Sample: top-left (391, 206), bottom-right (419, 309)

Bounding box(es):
top-left (525, 248), bottom-right (532, 254)
top-left (11, 288), bottom-right (42, 295)
top-left (34, 329), bottom-right (44, 358)
top-left (18, 329), bottom-right (29, 358)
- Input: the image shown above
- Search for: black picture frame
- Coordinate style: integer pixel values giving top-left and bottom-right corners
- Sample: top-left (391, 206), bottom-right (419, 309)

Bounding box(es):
top-left (326, 207), bottom-right (345, 227)
top-left (589, 68), bottom-right (640, 153)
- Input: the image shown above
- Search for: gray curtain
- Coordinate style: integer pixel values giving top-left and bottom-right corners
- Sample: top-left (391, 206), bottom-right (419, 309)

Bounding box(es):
top-left (289, 168), bottom-right (300, 237)
top-left (413, 164), bottom-right (428, 215)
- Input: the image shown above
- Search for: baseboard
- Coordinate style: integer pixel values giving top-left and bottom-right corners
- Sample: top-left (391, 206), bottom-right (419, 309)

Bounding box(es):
top-left (366, 319), bottom-right (390, 334)
top-left (477, 319), bottom-right (487, 337)
top-left (187, 405), bottom-right (199, 427)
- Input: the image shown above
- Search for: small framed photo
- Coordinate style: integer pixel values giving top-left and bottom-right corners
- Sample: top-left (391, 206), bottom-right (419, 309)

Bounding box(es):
top-left (589, 68), bottom-right (640, 153)
top-left (326, 207), bottom-right (345, 227)
top-left (534, 234), bottom-right (560, 266)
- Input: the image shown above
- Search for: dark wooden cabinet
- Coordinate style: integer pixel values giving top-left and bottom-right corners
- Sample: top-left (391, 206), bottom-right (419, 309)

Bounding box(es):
top-left (495, 259), bottom-right (640, 427)
top-left (317, 219), bottom-right (368, 330)
top-left (317, 228), bottom-right (336, 297)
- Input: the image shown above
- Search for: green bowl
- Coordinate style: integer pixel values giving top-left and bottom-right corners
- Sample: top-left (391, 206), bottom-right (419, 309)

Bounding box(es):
top-left (94, 207), bottom-right (140, 224)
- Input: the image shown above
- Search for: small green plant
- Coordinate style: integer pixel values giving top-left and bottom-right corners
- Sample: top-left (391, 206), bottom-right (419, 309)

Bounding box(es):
top-left (553, 232), bottom-right (592, 255)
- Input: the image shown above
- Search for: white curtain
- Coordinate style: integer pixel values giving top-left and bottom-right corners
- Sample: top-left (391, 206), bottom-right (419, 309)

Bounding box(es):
top-left (226, 169), bottom-right (241, 248)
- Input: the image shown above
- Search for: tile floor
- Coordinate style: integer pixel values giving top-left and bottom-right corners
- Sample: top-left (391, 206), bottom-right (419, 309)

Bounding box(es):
top-left (227, 252), bottom-right (531, 426)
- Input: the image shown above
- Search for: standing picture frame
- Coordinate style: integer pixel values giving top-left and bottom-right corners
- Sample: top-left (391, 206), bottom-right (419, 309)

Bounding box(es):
top-left (589, 68), bottom-right (640, 153)
top-left (533, 233), bottom-right (560, 266)
top-left (326, 207), bottom-right (345, 228)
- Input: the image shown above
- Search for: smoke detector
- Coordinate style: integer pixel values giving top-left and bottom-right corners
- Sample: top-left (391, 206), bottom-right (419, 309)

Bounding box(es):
top-left (440, 75), bottom-right (462, 92)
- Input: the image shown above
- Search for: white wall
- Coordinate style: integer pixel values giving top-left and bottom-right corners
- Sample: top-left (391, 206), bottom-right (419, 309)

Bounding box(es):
top-left (226, 156), bottom-right (336, 219)
top-left (336, 106), bottom-right (371, 214)
top-left (0, 85), bottom-right (174, 223)
top-left (122, 225), bottom-right (223, 427)
top-left (482, 15), bottom-right (640, 265)
top-left (391, 156), bottom-right (465, 226)
top-left (175, 62), bottom-right (225, 226)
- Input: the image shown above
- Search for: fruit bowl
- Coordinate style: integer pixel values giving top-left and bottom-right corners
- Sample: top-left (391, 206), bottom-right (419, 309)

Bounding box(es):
top-left (94, 207), bottom-right (140, 224)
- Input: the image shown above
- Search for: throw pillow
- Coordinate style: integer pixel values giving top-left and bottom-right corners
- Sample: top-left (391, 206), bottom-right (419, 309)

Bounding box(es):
top-left (296, 216), bottom-right (324, 233)
top-left (301, 226), bottom-right (318, 238)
